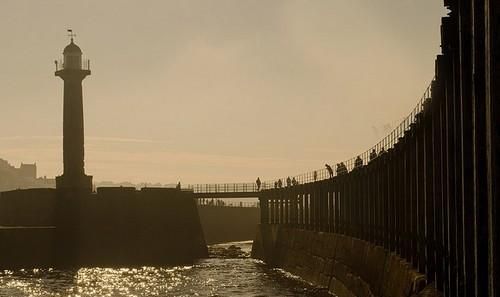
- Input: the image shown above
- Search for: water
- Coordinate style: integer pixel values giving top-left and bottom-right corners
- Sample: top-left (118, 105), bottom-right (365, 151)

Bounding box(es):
top-left (0, 241), bottom-right (333, 297)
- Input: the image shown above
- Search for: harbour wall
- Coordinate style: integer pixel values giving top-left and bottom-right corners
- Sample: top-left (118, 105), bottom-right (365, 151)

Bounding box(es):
top-left (0, 187), bottom-right (207, 268)
top-left (197, 205), bottom-right (259, 244)
top-left (252, 225), bottom-right (442, 297)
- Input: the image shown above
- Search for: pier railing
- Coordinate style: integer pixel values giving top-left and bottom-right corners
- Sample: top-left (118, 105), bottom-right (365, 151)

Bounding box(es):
top-left (186, 183), bottom-right (258, 193)
top-left (197, 199), bottom-right (259, 208)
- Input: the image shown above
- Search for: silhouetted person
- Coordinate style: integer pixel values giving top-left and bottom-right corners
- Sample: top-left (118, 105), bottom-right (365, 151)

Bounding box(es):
top-left (341, 162), bottom-right (348, 174)
top-left (176, 182), bottom-right (181, 189)
top-left (313, 171), bottom-right (318, 181)
top-left (286, 176), bottom-right (292, 187)
top-left (337, 163), bottom-right (348, 175)
top-left (325, 164), bottom-right (334, 178)
top-left (379, 146), bottom-right (386, 155)
top-left (369, 149), bottom-right (377, 161)
top-left (354, 156), bottom-right (363, 169)
top-left (292, 177), bottom-right (297, 186)
top-left (256, 177), bottom-right (261, 191)
top-left (274, 181), bottom-right (278, 189)
top-left (278, 179), bottom-right (283, 188)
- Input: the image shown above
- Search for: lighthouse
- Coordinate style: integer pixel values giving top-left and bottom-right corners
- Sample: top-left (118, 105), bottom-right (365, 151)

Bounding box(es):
top-left (55, 32), bottom-right (92, 191)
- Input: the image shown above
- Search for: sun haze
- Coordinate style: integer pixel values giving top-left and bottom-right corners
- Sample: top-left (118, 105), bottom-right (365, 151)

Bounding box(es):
top-left (0, 0), bottom-right (447, 184)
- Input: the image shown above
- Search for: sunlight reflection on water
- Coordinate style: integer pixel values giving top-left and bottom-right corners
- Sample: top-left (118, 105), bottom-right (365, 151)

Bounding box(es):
top-left (0, 242), bottom-right (333, 297)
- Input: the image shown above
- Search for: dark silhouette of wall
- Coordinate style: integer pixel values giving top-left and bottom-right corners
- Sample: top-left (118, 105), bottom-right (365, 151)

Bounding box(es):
top-left (0, 189), bottom-right (57, 226)
top-left (0, 187), bottom-right (207, 268)
top-left (0, 227), bottom-right (56, 269)
top-left (197, 205), bottom-right (259, 244)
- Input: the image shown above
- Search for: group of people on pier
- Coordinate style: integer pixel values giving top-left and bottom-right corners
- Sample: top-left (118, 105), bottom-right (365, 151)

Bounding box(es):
top-left (269, 177), bottom-right (299, 189)
top-left (256, 146), bottom-right (388, 191)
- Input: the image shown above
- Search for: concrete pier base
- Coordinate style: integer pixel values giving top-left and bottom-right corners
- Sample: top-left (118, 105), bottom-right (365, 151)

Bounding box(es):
top-left (252, 225), bottom-right (442, 297)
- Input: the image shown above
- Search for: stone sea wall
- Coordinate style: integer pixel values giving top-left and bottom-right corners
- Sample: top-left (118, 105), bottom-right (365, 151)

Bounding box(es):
top-left (0, 227), bottom-right (56, 269)
top-left (0, 188), bottom-right (57, 226)
top-left (252, 225), bottom-right (442, 297)
top-left (0, 187), bottom-right (208, 268)
top-left (198, 205), bottom-right (259, 244)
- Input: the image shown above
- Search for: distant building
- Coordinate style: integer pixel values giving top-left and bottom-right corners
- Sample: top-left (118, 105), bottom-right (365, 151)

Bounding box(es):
top-left (19, 163), bottom-right (37, 179)
top-left (0, 158), bottom-right (55, 192)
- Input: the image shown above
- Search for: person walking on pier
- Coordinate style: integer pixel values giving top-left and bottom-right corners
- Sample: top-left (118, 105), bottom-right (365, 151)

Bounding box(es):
top-left (369, 149), bottom-right (377, 161)
top-left (278, 179), bottom-right (283, 188)
top-left (354, 156), bottom-right (363, 169)
top-left (286, 176), bottom-right (292, 187)
top-left (256, 177), bottom-right (261, 191)
top-left (341, 162), bottom-right (348, 174)
top-left (313, 171), bottom-right (318, 181)
top-left (337, 162), bottom-right (348, 175)
top-left (292, 177), bottom-right (298, 186)
top-left (325, 164), bottom-right (334, 178)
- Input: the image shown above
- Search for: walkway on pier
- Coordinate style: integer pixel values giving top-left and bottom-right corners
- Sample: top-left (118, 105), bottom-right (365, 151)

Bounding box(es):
top-left (188, 183), bottom-right (259, 198)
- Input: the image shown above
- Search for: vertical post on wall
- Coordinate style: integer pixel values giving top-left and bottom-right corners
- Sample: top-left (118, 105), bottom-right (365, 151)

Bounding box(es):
top-left (298, 190), bottom-right (304, 228)
top-left (259, 194), bottom-right (269, 224)
top-left (362, 167), bottom-right (369, 241)
top-left (269, 195), bottom-right (275, 224)
top-left (401, 134), bottom-right (410, 260)
top-left (433, 59), bottom-right (446, 291)
top-left (484, 1), bottom-right (500, 295)
top-left (304, 191), bottom-right (308, 228)
top-left (381, 152), bottom-right (389, 250)
top-left (309, 185), bottom-right (314, 231)
top-left (333, 180), bottom-right (338, 234)
top-left (374, 156), bottom-right (382, 246)
top-left (409, 123), bottom-right (418, 268)
top-left (284, 188), bottom-right (289, 225)
top-left (424, 96), bottom-right (437, 284)
top-left (442, 14), bottom-right (457, 294)
top-left (394, 141), bottom-right (402, 255)
top-left (457, 1), bottom-right (476, 296)
top-left (416, 112), bottom-right (426, 274)
top-left (291, 188), bottom-right (298, 227)
top-left (387, 148), bottom-right (395, 252)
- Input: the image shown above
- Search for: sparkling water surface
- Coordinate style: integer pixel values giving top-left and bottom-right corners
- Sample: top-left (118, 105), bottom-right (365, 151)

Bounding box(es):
top-left (0, 241), bottom-right (333, 297)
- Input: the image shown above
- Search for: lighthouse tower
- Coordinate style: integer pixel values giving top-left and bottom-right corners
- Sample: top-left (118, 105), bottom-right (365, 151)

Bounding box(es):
top-left (55, 33), bottom-right (92, 191)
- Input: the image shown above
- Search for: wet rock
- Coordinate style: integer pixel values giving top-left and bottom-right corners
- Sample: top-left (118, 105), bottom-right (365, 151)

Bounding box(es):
top-left (208, 244), bottom-right (249, 258)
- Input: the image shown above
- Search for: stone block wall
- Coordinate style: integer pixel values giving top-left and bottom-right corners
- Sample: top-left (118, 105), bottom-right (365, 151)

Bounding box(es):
top-left (252, 225), bottom-right (442, 297)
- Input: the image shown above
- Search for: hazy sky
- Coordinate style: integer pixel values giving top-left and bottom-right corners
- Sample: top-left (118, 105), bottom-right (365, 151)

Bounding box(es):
top-left (0, 1), bottom-right (448, 184)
